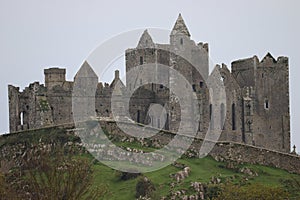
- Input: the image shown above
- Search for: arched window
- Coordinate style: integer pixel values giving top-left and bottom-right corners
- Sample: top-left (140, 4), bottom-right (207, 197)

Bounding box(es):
top-left (220, 103), bottom-right (225, 130)
top-left (232, 103), bottom-right (236, 130)
top-left (180, 38), bottom-right (183, 45)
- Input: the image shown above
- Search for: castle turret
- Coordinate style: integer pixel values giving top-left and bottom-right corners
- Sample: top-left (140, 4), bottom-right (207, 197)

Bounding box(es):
top-left (8, 85), bottom-right (20, 132)
top-left (44, 68), bottom-right (66, 90)
top-left (231, 56), bottom-right (258, 88)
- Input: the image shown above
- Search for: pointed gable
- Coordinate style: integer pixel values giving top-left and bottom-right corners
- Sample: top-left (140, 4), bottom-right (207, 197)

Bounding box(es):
top-left (137, 29), bottom-right (155, 48)
top-left (261, 52), bottom-right (277, 63)
top-left (171, 14), bottom-right (191, 37)
top-left (74, 61), bottom-right (98, 79)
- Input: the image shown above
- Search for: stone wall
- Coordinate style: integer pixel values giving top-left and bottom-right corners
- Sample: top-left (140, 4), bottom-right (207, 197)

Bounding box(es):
top-left (98, 121), bottom-right (300, 174)
top-left (1, 121), bottom-right (299, 174)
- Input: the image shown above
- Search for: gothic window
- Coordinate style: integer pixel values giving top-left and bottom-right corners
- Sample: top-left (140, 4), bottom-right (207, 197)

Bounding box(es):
top-left (220, 103), bottom-right (225, 130)
top-left (180, 38), bottom-right (183, 45)
top-left (140, 56), bottom-right (143, 65)
top-left (232, 103), bottom-right (236, 130)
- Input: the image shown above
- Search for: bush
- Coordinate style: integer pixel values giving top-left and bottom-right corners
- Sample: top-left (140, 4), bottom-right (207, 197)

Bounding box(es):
top-left (135, 176), bottom-right (156, 198)
top-left (6, 144), bottom-right (107, 200)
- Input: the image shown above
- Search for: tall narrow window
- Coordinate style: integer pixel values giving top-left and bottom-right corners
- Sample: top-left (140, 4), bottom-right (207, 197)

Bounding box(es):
top-left (166, 114), bottom-right (169, 130)
top-left (210, 104), bottom-right (214, 130)
top-left (151, 116), bottom-right (153, 126)
top-left (140, 56), bottom-right (143, 65)
top-left (220, 103), bottom-right (225, 130)
top-left (180, 38), bottom-right (183, 45)
top-left (264, 99), bottom-right (269, 109)
top-left (137, 110), bottom-right (140, 123)
top-left (20, 112), bottom-right (24, 125)
top-left (232, 103), bottom-right (236, 130)
top-left (157, 118), bottom-right (160, 128)
top-left (246, 103), bottom-right (251, 116)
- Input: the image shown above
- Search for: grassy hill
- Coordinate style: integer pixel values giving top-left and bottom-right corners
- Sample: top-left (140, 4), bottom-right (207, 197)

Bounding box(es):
top-left (92, 155), bottom-right (300, 199)
top-left (1, 127), bottom-right (300, 199)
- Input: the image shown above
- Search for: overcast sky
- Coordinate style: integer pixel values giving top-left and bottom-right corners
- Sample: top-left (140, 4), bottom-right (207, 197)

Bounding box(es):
top-left (0, 0), bottom-right (299, 151)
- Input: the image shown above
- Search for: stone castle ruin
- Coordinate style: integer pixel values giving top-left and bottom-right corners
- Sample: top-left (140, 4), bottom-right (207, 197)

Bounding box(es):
top-left (8, 14), bottom-right (291, 153)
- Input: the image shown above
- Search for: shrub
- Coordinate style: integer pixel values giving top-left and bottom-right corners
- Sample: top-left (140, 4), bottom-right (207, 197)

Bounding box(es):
top-left (7, 144), bottom-right (107, 200)
top-left (135, 176), bottom-right (156, 198)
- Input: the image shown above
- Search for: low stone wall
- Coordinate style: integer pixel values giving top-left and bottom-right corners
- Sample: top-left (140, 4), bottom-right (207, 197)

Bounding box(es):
top-left (98, 120), bottom-right (300, 174)
top-left (209, 142), bottom-right (300, 174)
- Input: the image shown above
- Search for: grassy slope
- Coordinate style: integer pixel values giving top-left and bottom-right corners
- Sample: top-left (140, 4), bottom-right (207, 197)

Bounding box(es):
top-left (92, 156), bottom-right (300, 200)
top-left (1, 127), bottom-right (300, 199)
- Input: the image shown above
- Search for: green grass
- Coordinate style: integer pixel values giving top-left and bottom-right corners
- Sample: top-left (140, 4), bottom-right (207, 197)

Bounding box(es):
top-left (2, 127), bottom-right (300, 199)
top-left (90, 155), bottom-right (300, 199)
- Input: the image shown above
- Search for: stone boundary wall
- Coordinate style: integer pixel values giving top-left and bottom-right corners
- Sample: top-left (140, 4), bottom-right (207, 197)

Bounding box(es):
top-left (99, 120), bottom-right (300, 174)
top-left (1, 120), bottom-right (300, 174)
